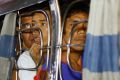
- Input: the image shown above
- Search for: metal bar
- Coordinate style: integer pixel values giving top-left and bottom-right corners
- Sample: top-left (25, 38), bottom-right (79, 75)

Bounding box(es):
top-left (49, 0), bottom-right (61, 80)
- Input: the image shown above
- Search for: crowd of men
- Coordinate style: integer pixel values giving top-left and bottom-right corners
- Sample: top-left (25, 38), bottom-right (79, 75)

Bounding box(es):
top-left (14, 2), bottom-right (89, 80)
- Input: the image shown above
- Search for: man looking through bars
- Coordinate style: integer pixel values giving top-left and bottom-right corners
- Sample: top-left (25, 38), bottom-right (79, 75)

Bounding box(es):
top-left (38, 3), bottom-right (89, 80)
top-left (17, 10), bottom-right (50, 80)
top-left (61, 4), bottom-right (88, 80)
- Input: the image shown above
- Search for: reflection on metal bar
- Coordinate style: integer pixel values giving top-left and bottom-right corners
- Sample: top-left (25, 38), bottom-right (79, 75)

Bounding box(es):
top-left (38, 10), bottom-right (51, 70)
top-left (49, 0), bottom-right (62, 80)
top-left (17, 11), bottom-right (22, 55)
top-left (18, 43), bottom-right (84, 50)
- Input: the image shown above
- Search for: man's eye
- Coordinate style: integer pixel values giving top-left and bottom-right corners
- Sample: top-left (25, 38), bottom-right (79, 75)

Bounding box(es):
top-left (32, 23), bottom-right (36, 27)
top-left (68, 23), bottom-right (73, 26)
top-left (41, 22), bottom-right (46, 26)
top-left (26, 24), bottom-right (31, 28)
top-left (77, 30), bottom-right (85, 34)
top-left (32, 23), bottom-right (38, 27)
top-left (22, 24), bottom-right (31, 28)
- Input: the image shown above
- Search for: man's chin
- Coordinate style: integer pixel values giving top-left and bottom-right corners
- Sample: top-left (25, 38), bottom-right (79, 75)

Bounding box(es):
top-left (71, 46), bottom-right (84, 52)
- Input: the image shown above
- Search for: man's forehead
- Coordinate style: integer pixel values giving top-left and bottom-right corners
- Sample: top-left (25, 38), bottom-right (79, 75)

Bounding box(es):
top-left (22, 15), bottom-right (32, 18)
top-left (21, 16), bottom-right (32, 22)
top-left (70, 13), bottom-right (88, 19)
top-left (33, 13), bottom-right (46, 20)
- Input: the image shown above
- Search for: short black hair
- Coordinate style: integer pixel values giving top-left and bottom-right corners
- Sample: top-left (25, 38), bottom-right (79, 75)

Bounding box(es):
top-left (67, 2), bottom-right (89, 18)
top-left (63, 2), bottom-right (89, 34)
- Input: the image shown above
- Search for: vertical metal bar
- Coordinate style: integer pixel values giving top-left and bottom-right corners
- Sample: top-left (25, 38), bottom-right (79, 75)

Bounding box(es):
top-left (17, 11), bottom-right (22, 55)
top-left (49, 0), bottom-right (61, 80)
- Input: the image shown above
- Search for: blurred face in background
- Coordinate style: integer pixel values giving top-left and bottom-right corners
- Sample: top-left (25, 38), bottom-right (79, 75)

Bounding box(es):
top-left (21, 16), bottom-right (34, 49)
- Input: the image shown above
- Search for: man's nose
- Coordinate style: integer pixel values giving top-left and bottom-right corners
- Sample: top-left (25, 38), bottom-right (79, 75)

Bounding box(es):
top-left (32, 31), bottom-right (40, 38)
top-left (29, 32), bottom-right (34, 41)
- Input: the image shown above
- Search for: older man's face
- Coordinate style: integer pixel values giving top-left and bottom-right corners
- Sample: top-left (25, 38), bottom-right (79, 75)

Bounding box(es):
top-left (64, 12), bottom-right (88, 51)
top-left (62, 11), bottom-right (88, 72)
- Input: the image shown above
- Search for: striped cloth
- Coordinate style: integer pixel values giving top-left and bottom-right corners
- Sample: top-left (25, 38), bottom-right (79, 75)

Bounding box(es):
top-left (83, 0), bottom-right (120, 80)
top-left (0, 13), bottom-right (17, 80)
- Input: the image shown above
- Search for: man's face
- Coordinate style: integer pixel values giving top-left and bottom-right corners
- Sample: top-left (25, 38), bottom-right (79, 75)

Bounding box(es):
top-left (64, 12), bottom-right (88, 51)
top-left (21, 16), bottom-right (34, 49)
top-left (62, 11), bottom-right (88, 72)
top-left (32, 13), bottom-right (48, 46)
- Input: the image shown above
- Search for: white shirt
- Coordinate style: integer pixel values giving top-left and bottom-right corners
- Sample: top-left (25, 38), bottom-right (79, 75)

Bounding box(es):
top-left (17, 51), bottom-right (36, 80)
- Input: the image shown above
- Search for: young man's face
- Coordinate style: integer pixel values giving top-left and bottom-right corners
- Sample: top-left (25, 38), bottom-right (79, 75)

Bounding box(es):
top-left (32, 13), bottom-right (48, 47)
top-left (21, 16), bottom-right (34, 49)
